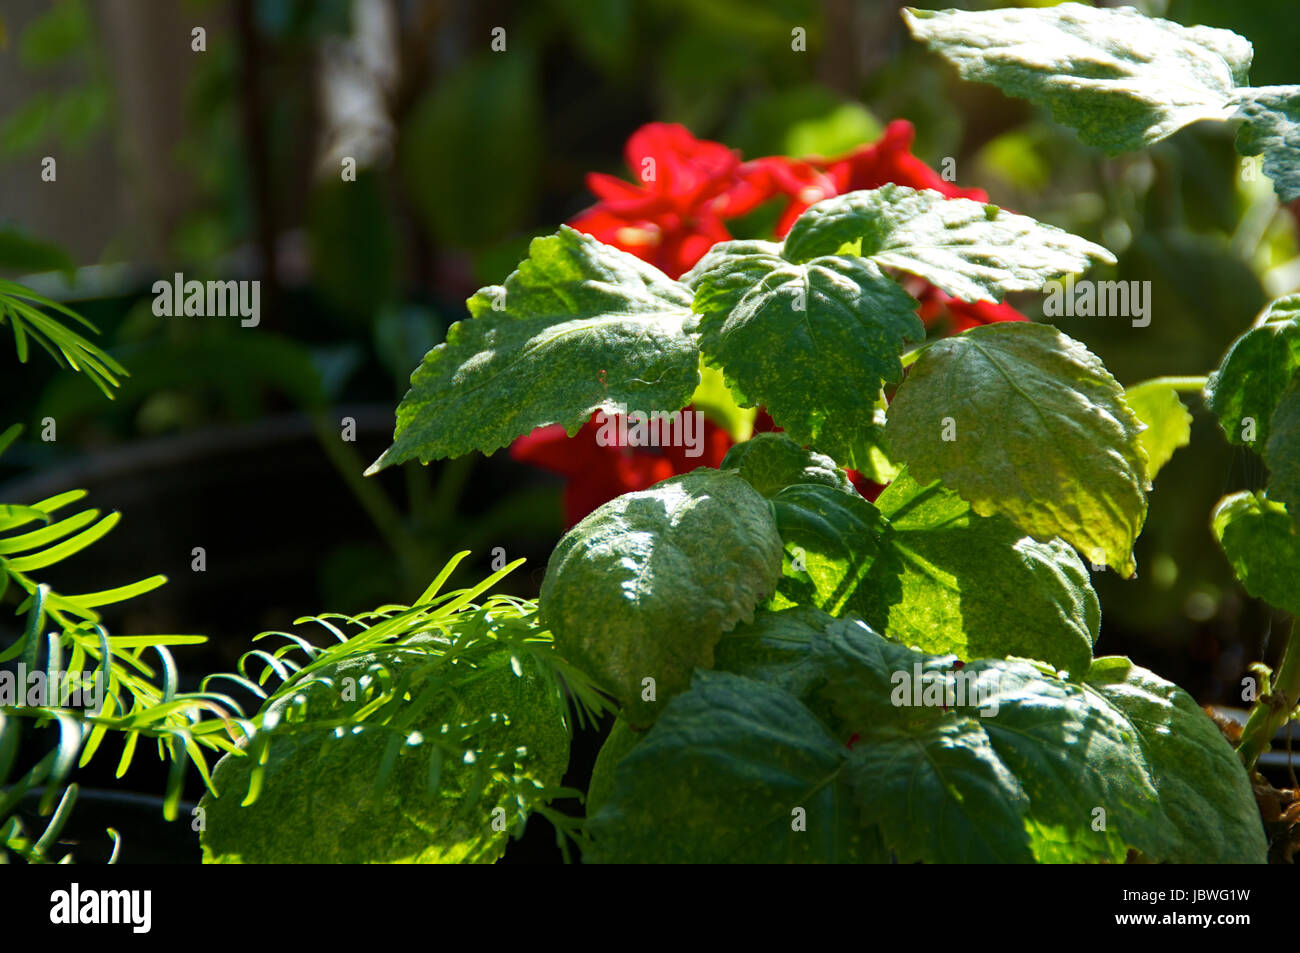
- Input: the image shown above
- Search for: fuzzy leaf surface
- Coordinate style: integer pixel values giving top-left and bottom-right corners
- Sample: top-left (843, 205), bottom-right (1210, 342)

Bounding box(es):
top-left (539, 469), bottom-right (783, 726)
top-left (903, 4), bottom-right (1251, 153)
top-left (783, 184), bottom-right (1115, 302)
top-left (370, 227), bottom-right (699, 470)
top-left (885, 322), bottom-right (1148, 576)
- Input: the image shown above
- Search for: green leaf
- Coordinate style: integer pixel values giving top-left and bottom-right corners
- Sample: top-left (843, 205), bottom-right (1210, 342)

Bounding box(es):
top-left (712, 605), bottom-right (836, 703)
top-left (585, 670), bottom-right (886, 863)
top-left (1264, 377), bottom-right (1300, 521)
top-left (591, 617), bottom-right (1229, 864)
top-left (885, 322), bottom-right (1148, 577)
top-left (0, 279), bottom-right (125, 398)
top-left (684, 240), bottom-right (922, 468)
top-left (720, 432), bottom-right (854, 498)
top-left (1083, 656), bottom-right (1267, 864)
top-left (1232, 86), bottom-right (1300, 202)
top-left (586, 717), bottom-right (643, 820)
top-left (1212, 490), bottom-right (1300, 614)
top-left (816, 620), bottom-right (1171, 864)
top-left (0, 227), bottom-right (74, 277)
top-left (368, 227), bottom-right (699, 471)
top-left (768, 474), bottom-right (1097, 673)
top-left (539, 469), bottom-right (784, 726)
top-left (308, 172), bottom-right (400, 317)
top-left (401, 53), bottom-right (540, 248)
top-left (200, 641), bottom-right (570, 864)
top-left (19, 0), bottom-right (91, 67)
top-left (782, 184), bottom-right (1114, 302)
top-left (767, 483), bottom-right (891, 618)
top-left (869, 469), bottom-right (1098, 675)
top-left (903, 4), bottom-right (1251, 154)
top-left (1205, 294), bottom-right (1300, 447)
top-left (1124, 379), bottom-right (1193, 482)
top-left (689, 361), bottom-right (757, 441)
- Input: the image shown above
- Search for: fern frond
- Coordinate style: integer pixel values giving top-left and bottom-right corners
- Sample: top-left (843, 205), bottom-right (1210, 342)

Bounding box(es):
top-left (0, 279), bottom-right (125, 398)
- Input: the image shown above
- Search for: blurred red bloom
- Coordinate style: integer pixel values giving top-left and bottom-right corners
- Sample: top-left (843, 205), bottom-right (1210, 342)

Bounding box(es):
top-left (721, 155), bottom-right (840, 238)
top-left (813, 119), bottom-right (988, 204)
top-left (510, 408), bottom-right (732, 528)
top-left (917, 287), bottom-right (1028, 334)
top-left (567, 123), bottom-right (740, 279)
top-left (524, 120), bottom-right (1025, 523)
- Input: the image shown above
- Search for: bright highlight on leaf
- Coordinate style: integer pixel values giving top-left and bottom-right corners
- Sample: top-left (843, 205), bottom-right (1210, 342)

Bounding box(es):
top-left (769, 471), bottom-right (1099, 674)
top-left (540, 468), bottom-right (783, 726)
top-left (903, 3), bottom-right (1251, 153)
top-left (368, 226), bottom-right (700, 471)
top-left (1232, 86), bottom-right (1300, 203)
top-left (1213, 490), bottom-right (1300, 615)
top-left (782, 184), bottom-right (1115, 301)
top-left (685, 240), bottom-right (923, 469)
top-left (1124, 379), bottom-right (1193, 482)
top-left (885, 322), bottom-right (1148, 577)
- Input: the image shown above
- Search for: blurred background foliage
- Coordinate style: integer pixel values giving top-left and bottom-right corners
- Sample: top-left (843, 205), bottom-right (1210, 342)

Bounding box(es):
top-left (0, 0), bottom-right (1298, 711)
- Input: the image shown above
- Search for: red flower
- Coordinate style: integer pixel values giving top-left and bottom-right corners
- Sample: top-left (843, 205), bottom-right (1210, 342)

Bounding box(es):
top-left (721, 156), bottom-right (840, 237)
top-left (917, 287), bottom-right (1028, 335)
top-left (812, 119), bottom-right (989, 204)
top-left (510, 408), bottom-right (732, 528)
top-left (527, 121), bottom-right (1028, 522)
top-left (567, 123), bottom-right (742, 279)
top-left (566, 119), bottom-right (1012, 336)
top-left (751, 410), bottom-right (884, 502)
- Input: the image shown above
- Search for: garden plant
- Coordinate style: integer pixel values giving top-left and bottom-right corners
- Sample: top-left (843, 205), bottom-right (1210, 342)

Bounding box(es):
top-left (2, 2), bottom-right (1299, 865)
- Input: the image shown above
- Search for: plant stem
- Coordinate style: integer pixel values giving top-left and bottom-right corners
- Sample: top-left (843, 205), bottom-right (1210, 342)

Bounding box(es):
top-left (1140, 375), bottom-right (1208, 394)
top-left (1237, 617), bottom-right (1300, 771)
top-left (309, 414), bottom-right (425, 578)
top-left (900, 343), bottom-right (932, 368)
top-left (430, 454), bottom-right (475, 524)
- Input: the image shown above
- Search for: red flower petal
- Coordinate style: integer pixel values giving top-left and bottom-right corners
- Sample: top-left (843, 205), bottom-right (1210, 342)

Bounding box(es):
top-left (816, 119), bottom-right (988, 202)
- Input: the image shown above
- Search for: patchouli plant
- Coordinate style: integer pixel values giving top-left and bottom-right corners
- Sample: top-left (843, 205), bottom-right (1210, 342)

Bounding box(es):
top-left (196, 3), bottom-right (1300, 864)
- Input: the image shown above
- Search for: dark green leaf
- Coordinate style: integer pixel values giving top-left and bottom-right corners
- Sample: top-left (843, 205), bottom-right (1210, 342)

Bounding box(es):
top-left (782, 184), bottom-right (1114, 301)
top-left (401, 53), bottom-right (540, 248)
top-left (369, 228), bottom-right (699, 470)
top-left (720, 432), bottom-right (854, 498)
top-left (1084, 656), bottom-right (1266, 863)
top-left (1264, 377), bottom-right (1300, 521)
top-left (816, 620), bottom-right (1171, 863)
top-left (1232, 86), bottom-right (1300, 202)
top-left (904, 4), bottom-right (1251, 153)
top-left (886, 322), bottom-right (1148, 576)
top-left (585, 670), bottom-right (885, 863)
top-left (1205, 294), bottom-right (1300, 447)
top-left (539, 469), bottom-right (784, 726)
top-left (684, 240), bottom-right (922, 468)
